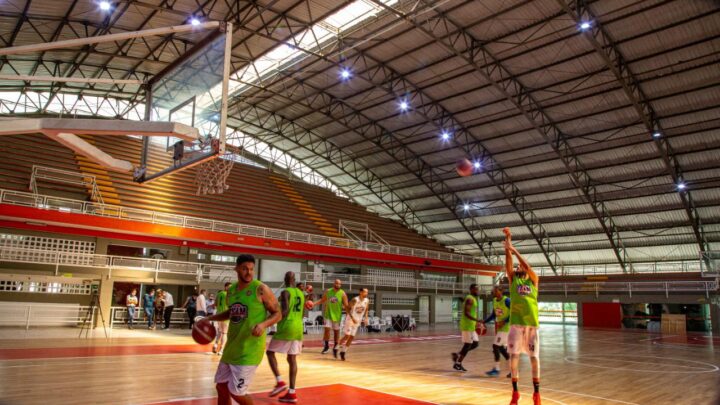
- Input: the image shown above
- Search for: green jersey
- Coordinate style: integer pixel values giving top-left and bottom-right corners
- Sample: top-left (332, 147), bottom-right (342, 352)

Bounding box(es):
top-left (220, 279), bottom-right (267, 366)
top-left (216, 290), bottom-right (228, 314)
top-left (323, 288), bottom-right (345, 322)
top-left (273, 287), bottom-right (304, 341)
top-left (509, 276), bottom-right (539, 327)
top-left (459, 294), bottom-right (478, 332)
top-left (493, 296), bottom-right (511, 333)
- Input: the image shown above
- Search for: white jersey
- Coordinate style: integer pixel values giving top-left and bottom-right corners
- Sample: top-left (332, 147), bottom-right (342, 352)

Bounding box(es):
top-left (348, 297), bottom-right (369, 324)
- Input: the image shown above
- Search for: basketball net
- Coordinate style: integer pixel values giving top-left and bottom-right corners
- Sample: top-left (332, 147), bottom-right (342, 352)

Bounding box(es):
top-left (193, 138), bottom-right (233, 195)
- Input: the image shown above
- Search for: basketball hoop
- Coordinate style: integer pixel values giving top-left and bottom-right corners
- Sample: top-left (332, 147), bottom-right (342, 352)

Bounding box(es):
top-left (193, 139), bottom-right (232, 195)
top-left (194, 156), bottom-right (233, 195)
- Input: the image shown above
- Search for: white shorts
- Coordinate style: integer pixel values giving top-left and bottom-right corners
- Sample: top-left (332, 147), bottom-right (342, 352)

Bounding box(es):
top-left (217, 321), bottom-right (228, 333)
top-left (324, 319), bottom-right (341, 330)
top-left (343, 320), bottom-right (361, 336)
top-left (214, 362), bottom-right (257, 396)
top-left (461, 331), bottom-right (479, 344)
top-left (267, 339), bottom-right (303, 355)
top-left (494, 331), bottom-right (509, 347)
top-left (508, 325), bottom-right (539, 357)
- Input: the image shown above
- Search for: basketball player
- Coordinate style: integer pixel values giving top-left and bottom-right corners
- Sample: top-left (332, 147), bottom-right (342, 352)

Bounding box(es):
top-left (266, 271), bottom-right (304, 403)
top-left (311, 279), bottom-right (348, 357)
top-left (337, 287), bottom-right (369, 361)
top-left (213, 282), bottom-right (231, 355)
top-left (206, 254), bottom-right (282, 405)
top-left (504, 227), bottom-right (541, 405)
top-left (482, 285), bottom-right (511, 377)
top-left (451, 283), bottom-right (481, 372)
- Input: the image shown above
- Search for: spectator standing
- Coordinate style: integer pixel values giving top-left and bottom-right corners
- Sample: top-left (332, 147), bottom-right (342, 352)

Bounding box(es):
top-left (143, 288), bottom-right (156, 330)
top-left (197, 289), bottom-right (208, 317)
top-left (207, 293), bottom-right (216, 317)
top-left (126, 289), bottom-right (138, 329)
top-left (163, 290), bottom-right (174, 329)
top-left (155, 289), bottom-right (166, 329)
top-left (182, 292), bottom-right (198, 329)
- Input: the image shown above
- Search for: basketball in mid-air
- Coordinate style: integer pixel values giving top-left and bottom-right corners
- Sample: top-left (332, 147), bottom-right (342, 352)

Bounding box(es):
top-left (305, 300), bottom-right (314, 310)
top-left (192, 318), bottom-right (216, 345)
top-left (456, 158), bottom-right (473, 177)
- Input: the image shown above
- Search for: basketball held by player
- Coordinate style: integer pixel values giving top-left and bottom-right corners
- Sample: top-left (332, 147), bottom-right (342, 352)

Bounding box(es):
top-left (338, 287), bottom-right (370, 361)
top-left (206, 254), bottom-right (282, 405)
top-left (311, 279), bottom-right (348, 357)
top-left (504, 227), bottom-right (541, 405)
top-left (266, 271), bottom-right (304, 403)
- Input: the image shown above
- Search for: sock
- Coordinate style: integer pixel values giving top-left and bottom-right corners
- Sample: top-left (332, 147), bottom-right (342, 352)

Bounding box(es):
top-left (512, 378), bottom-right (518, 392)
top-left (323, 341), bottom-right (329, 349)
top-left (533, 378), bottom-right (540, 393)
top-left (494, 362), bottom-right (500, 370)
top-left (276, 375), bottom-right (283, 383)
top-left (288, 389), bottom-right (295, 394)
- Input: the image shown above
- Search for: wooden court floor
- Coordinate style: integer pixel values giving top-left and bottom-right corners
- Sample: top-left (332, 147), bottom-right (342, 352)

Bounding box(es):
top-left (0, 325), bottom-right (718, 405)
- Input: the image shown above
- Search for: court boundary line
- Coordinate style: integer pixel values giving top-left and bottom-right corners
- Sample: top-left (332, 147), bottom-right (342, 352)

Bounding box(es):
top-left (564, 354), bottom-right (719, 374)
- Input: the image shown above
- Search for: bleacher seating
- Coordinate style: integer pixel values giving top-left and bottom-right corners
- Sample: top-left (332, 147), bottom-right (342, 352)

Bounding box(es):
top-left (0, 133), bottom-right (450, 252)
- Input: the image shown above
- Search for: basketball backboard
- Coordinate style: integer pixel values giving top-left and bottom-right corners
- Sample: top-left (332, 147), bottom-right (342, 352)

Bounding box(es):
top-left (134, 22), bottom-right (232, 183)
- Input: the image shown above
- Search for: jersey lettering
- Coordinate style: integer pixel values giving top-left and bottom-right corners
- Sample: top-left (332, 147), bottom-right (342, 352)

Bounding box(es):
top-left (229, 303), bottom-right (248, 323)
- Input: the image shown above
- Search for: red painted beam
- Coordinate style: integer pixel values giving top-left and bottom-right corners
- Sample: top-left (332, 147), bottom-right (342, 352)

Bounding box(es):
top-left (0, 204), bottom-right (500, 275)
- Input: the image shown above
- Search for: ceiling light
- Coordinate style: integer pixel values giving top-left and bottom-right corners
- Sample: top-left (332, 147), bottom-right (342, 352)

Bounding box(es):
top-left (463, 204), bottom-right (470, 211)
top-left (399, 101), bottom-right (409, 111)
top-left (99, 1), bottom-right (111, 11)
top-left (340, 68), bottom-right (351, 79)
top-left (190, 17), bottom-right (201, 26)
top-left (579, 21), bottom-right (591, 30)
top-left (441, 131), bottom-right (450, 141)
top-left (473, 161), bottom-right (481, 169)
top-left (652, 132), bottom-right (661, 138)
top-left (677, 182), bottom-right (686, 190)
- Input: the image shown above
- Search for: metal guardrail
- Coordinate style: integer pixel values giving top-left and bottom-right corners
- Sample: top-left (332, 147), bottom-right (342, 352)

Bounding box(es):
top-left (0, 188), bottom-right (485, 265)
top-left (535, 260), bottom-right (703, 276)
top-left (0, 303), bottom-right (95, 330)
top-left (0, 246), bottom-right (234, 281)
top-left (1, 247), bottom-right (716, 298)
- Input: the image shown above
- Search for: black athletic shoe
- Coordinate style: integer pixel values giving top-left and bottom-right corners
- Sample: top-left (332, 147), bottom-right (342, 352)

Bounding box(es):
top-left (333, 348), bottom-right (338, 358)
top-left (340, 352), bottom-right (346, 361)
top-left (321, 344), bottom-right (329, 354)
top-left (453, 363), bottom-right (468, 372)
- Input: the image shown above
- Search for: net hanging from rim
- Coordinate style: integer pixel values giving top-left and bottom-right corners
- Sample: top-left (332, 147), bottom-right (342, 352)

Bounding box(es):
top-left (194, 156), bottom-right (233, 195)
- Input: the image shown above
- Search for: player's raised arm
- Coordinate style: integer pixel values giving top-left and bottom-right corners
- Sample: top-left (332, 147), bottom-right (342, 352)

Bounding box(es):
top-left (510, 245), bottom-right (539, 288)
top-left (504, 227), bottom-right (514, 282)
top-left (312, 290), bottom-right (328, 308)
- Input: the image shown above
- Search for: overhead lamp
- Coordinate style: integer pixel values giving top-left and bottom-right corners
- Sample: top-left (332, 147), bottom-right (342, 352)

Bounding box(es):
top-left (652, 132), bottom-right (661, 138)
top-left (473, 161), bottom-right (481, 169)
top-left (190, 17), bottom-right (201, 26)
top-left (441, 131), bottom-right (450, 141)
top-left (677, 182), bottom-right (686, 190)
top-left (399, 100), bottom-right (409, 111)
top-left (340, 68), bottom-right (351, 79)
top-left (579, 21), bottom-right (591, 31)
top-left (99, 1), bottom-right (111, 11)
top-left (463, 204), bottom-right (470, 211)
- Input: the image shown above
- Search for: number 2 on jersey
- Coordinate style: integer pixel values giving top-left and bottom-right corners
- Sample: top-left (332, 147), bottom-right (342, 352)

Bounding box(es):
top-left (293, 297), bottom-right (301, 312)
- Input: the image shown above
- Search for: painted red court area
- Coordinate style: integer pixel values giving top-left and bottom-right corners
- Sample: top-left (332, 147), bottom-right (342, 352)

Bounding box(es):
top-left (147, 384), bottom-right (434, 405)
top-left (0, 334), bottom-right (459, 360)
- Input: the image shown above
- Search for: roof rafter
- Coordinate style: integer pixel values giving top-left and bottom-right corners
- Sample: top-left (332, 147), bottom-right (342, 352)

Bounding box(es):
top-left (555, 0), bottom-right (710, 256)
top-left (371, 0), bottom-right (636, 273)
